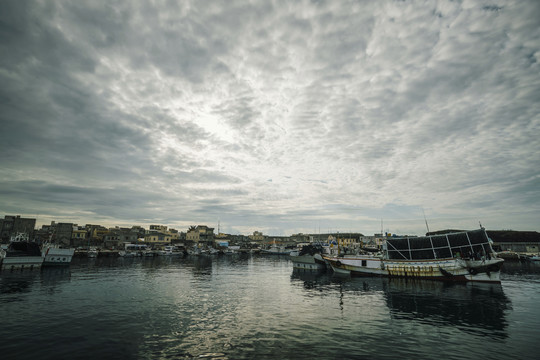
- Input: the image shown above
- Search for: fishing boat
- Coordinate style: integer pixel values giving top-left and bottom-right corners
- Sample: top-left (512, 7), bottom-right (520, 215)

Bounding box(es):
top-left (323, 228), bottom-right (504, 283)
top-left (87, 247), bottom-right (99, 258)
top-left (118, 250), bottom-right (136, 257)
top-left (42, 243), bottom-right (75, 266)
top-left (289, 244), bottom-right (327, 270)
top-left (260, 241), bottom-right (289, 255)
top-left (1, 233), bottom-right (44, 271)
top-left (158, 246), bottom-right (183, 256)
top-left (119, 243), bottom-right (147, 257)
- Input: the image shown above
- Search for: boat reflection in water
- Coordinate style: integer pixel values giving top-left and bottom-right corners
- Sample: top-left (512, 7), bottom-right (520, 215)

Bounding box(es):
top-left (502, 260), bottom-right (540, 276)
top-left (40, 267), bottom-right (72, 288)
top-left (290, 270), bottom-right (511, 339)
top-left (291, 268), bottom-right (332, 289)
top-left (383, 278), bottom-right (511, 338)
top-left (0, 271), bottom-right (40, 300)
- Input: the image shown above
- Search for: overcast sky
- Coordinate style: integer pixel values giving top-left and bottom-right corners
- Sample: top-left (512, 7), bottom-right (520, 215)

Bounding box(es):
top-left (1, 0), bottom-right (539, 236)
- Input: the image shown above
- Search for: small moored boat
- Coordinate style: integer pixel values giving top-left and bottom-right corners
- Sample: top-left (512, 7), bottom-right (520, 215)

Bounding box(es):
top-left (260, 242), bottom-right (289, 255)
top-left (87, 247), bottom-right (99, 258)
top-left (1, 233), bottom-right (44, 271)
top-left (289, 244), bottom-right (327, 270)
top-left (42, 243), bottom-right (75, 266)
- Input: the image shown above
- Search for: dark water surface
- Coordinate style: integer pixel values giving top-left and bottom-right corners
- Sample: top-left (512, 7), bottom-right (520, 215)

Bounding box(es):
top-left (1, 255), bottom-right (538, 359)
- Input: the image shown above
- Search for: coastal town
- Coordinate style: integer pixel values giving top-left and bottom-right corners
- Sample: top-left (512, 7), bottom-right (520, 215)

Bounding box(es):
top-left (1, 214), bottom-right (539, 259)
top-left (0, 214), bottom-right (386, 255)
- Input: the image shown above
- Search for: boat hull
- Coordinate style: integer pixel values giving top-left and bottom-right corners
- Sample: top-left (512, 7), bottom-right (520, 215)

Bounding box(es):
top-left (260, 250), bottom-right (289, 255)
top-left (1, 256), bottom-right (44, 271)
top-left (323, 255), bottom-right (503, 283)
top-left (1, 241), bottom-right (44, 271)
top-left (42, 247), bottom-right (75, 266)
top-left (290, 254), bottom-right (326, 270)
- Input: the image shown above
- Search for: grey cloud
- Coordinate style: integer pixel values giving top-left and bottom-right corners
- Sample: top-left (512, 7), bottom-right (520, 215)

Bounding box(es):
top-left (1, 0), bottom-right (538, 235)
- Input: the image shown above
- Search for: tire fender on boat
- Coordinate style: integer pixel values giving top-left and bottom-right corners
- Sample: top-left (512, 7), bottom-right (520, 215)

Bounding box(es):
top-left (468, 267), bottom-right (478, 275)
top-left (487, 264), bottom-right (499, 272)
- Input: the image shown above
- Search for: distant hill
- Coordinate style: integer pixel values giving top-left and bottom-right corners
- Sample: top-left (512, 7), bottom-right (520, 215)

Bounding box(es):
top-left (426, 229), bottom-right (540, 243)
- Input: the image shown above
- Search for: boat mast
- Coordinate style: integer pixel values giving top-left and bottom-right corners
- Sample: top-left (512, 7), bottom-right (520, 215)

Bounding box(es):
top-left (422, 208), bottom-right (430, 234)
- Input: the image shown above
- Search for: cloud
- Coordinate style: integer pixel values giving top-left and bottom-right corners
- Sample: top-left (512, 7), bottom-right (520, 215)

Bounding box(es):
top-left (0, 0), bottom-right (539, 235)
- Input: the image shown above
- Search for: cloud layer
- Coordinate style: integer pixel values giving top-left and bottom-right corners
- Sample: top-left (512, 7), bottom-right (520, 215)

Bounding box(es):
top-left (1, 0), bottom-right (539, 235)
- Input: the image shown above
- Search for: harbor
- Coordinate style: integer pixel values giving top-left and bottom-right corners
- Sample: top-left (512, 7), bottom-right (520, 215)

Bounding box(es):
top-left (1, 0), bottom-right (538, 358)
top-left (0, 254), bottom-right (538, 359)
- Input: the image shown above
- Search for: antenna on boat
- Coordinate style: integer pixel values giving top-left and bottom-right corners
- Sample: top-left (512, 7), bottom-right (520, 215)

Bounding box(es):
top-left (422, 208), bottom-right (430, 234)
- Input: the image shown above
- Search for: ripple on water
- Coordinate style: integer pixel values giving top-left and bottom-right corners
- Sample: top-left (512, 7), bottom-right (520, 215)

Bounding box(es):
top-left (0, 257), bottom-right (538, 359)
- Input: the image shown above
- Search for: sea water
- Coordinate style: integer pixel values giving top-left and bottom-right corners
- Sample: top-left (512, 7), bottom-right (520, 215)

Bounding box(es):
top-left (0, 255), bottom-right (538, 359)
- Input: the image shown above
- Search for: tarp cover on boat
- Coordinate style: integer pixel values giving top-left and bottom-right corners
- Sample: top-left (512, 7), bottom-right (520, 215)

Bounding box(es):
top-left (7, 241), bottom-right (42, 257)
top-left (385, 229), bottom-right (493, 260)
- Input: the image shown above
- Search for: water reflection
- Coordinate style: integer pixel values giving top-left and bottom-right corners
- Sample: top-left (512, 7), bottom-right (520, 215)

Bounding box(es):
top-left (383, 278), bottom-right (511, 338)
top-left (290, 269), bottom-right (511, 339)
top-left (218, 253), bottom-right (251, 267)
top-left (41, 267), bottom-right (71, 287)
top-left (502, 260), bottom-right (540, 276)
top-left (0, 271), bottom-right (40, 300)
top-left (291, 268), bottom-right (334, 291)
top-left (184, 255), bottom-right (213, 277)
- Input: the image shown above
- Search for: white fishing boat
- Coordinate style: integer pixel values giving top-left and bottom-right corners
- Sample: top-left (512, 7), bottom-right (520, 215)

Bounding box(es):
top-left (158, 246), bottom-right (183, 256)
top-left (87, 247), bottom-right (99, 258)
top-left (42, 243), bottom-right (75, 266)
top-left (187, 247), bottom-right (201, 256)
top-left (1, 233), bottom-right (44, 271)
top-left (143, 250), bottom-right (157, 257)
top-left (323, 228), bottom-right (504, 283)
top-left (260, 241), bottom-right (289, 255)
top-left (223, 246), bottom-right (240, 255)
top-left (118, 250), bottom-right (136, 257)
top-left (120, 243), bottom-right (147, 257)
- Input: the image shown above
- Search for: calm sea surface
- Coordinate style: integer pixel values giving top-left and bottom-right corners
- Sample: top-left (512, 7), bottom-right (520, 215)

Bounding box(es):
top-left (1, 255), bottom-right (539, 359)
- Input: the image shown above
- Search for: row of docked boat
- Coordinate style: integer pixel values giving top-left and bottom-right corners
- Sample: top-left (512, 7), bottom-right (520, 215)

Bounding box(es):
top-left (0, 233), bottom-right (75, 271)
top-left (289, 228), bottom-right (505, 283)
top-left (118, 245), bottom-right (185, 257)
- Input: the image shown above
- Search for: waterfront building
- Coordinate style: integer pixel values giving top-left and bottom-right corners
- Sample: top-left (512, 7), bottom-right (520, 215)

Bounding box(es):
top-left (214, 233), bottom-right (250, 247)
top-left (149, 225), bottom-right (168, 232)
top-left (265, 235), bottom-right (293, 247)
top-left (84, 224), bottom-right (109, 247)
top-left (290, 233), bottom-right (310, 243)
top-left (102, 226), bottom-right (145, 249)
top-left (0, 215), bottom-right (36, 243)
top-left (167, 228), bottom-right (180, 241)
top-left (338, 236), bottom-right (359, 248)
top-left (186, 225), bottom-right (215, 247)
top-left (144, 232), bottom-right (173, 246)
top-left (72, 227), bottom-right (87, 243)
top-left (35, 222), bottom-right (56, 244)
top-left (56, 222), bottom-right (74, 246)
top-left (249, 231), bottom-right (265, 242)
